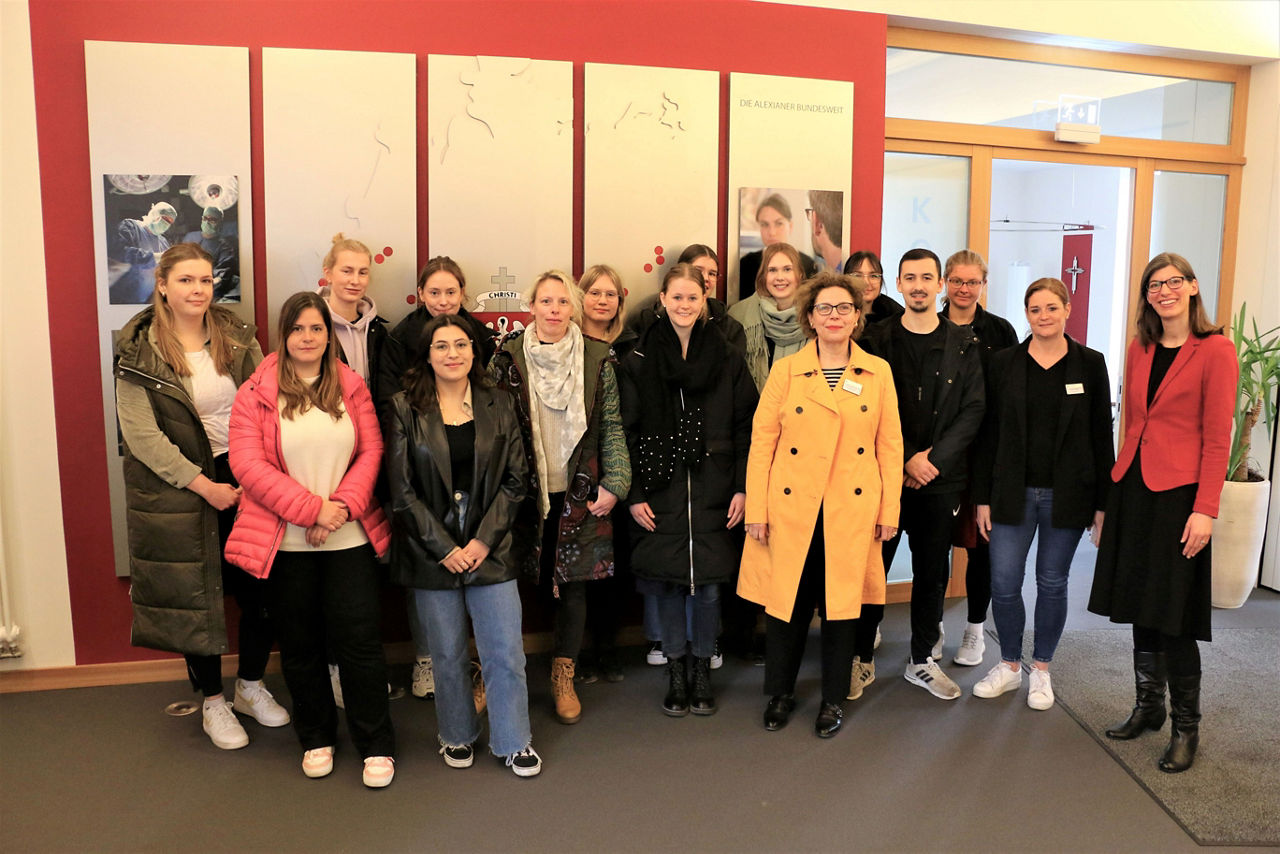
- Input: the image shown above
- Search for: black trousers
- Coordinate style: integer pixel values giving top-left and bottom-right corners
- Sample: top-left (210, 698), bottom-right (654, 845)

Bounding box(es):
top-left (855, 489), bottom-right (959, 664)
top-left (541, 491), bottom-right (588, 661)
top-left (763, 509), bottom-right (856, 705)
top-left (268, 544), bottom-right (395, 758)
top-left (964, 541), bottom-right (991, 624)
top-left (186, 454), bottom-right (273, 696)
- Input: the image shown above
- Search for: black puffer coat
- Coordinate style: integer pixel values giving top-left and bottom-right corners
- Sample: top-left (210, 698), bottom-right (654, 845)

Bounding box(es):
top-left (114, 306), bottom-right (259, 655)
top-left (385, 385), bottom-right (529, 589)
top-left (618, 320), bottom-right (758, 587)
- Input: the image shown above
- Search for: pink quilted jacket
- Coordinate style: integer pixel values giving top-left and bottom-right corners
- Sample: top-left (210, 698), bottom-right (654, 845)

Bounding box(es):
top-left (225, 353), bottom-right (391, 578)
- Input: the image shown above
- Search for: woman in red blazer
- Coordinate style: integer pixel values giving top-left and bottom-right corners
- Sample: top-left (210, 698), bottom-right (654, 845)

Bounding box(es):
top-left (227, 291), bottom-right (395, 788)
top-left (1088, 253), bottom-right (1237, 774)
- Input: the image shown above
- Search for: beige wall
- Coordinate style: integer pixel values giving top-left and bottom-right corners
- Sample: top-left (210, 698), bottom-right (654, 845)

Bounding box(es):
top-left (1, 0), bottom-right (75, 671)
top-left (771, 0), bottom-right (1280, 61)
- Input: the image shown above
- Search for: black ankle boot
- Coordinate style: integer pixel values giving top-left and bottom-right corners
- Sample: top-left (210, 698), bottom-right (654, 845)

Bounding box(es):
top-left (663, 656), bottom-right (689, 717)
top-left (1106, 650), bottom-right (1167, 740)
top-left (689, 656), bottom-right (717, 716)
top-left (1158, 673), bottom-right (1201, 773)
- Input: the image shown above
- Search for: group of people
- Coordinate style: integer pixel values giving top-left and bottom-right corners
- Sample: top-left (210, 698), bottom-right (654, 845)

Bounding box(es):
top-left (115, 231), bottom-right (1235, 788)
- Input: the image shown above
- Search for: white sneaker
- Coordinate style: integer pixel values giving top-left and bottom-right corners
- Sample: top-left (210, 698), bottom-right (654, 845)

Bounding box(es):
top-left (646, 641), bottom-right (665, 666)
top-left (329, 663), bottom-right (344, 710)
top-left (202, 698), bottom-right (249, 749)
top-left (873, 627), bottom-right (882, 650)
top-left (930, 622), bottom-right (945, 661)
top-left (363, 756), bottom-right (395, 788)
top-left (1027, 668), bottom-right (1055, 710)
top-left (233, 679), bottom-right (291, 727)
top-left (973, 662), bottom-right (1023, 698)
top-left (847, 658), bottom-right (876, 700)
top-left (904, 658), bottom-right (961, 700)
top-left (412, 656), bottom-right (436, 699)
top-left (953, 624), bottom-right (985, 666)
top-left (710, 641), bottom-right (724, 670)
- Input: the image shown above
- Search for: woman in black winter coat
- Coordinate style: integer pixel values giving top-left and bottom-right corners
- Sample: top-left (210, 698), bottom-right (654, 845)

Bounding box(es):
top-left (618, 263), bottom-right (758, 716)
top-left (385, 313), bottom-right (542, 777)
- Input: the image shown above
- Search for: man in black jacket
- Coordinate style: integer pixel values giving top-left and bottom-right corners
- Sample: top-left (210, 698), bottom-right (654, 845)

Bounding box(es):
top-left (940, 250), bottom-right (1019, 669)
top-left (857, 248), bottom-right (984, 701)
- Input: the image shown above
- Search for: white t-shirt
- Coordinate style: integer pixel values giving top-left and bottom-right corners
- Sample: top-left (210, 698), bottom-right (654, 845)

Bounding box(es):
top-left (186, 349), bottom-right (237, 457)
top-left (277, 384), bottom-right (368, 552)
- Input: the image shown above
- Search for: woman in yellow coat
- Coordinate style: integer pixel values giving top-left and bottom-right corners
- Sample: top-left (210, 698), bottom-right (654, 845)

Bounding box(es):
top-left (738, 271), bottom-right (903, 737)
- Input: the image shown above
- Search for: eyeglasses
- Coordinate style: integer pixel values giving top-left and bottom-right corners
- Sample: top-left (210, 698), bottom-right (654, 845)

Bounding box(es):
top-left (1146, 276), bottom-right (1187, 293)
top-left (430, 340), bottom-right (472, 354)
top-left (850, 272), bottom-right (883, 284)
top-left (585, 289), bottom-right (619, 301)
top-left (947, 278), bottom-right (985, 289)
top-left (813, 302), bottom-right (856, 316)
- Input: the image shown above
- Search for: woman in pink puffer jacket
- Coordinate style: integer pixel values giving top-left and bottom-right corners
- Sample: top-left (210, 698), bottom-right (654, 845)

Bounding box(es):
top-left (227, 291), bottom-right (395, 789)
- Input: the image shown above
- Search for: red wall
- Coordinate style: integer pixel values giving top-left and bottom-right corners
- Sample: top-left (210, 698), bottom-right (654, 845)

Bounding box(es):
top-left (27, 0), bottom-right (887, 665)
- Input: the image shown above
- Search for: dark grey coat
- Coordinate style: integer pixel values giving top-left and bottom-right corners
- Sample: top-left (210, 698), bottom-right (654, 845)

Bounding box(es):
top-left (114, 305), bottom-right (258, 656)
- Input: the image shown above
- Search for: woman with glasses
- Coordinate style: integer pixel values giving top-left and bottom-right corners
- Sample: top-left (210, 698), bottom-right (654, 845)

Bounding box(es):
top-left (491, 271), bottom-right (631, 725)
top-left (729, 242), bottom-right (809, 392)
top-left (738, 271), bottom-right (903, 737)
top-left (939, 249), bottom-right (1018, 668)
top-left (843, 251), bottom-right (902, 327)
top-left (380, 256), bottom-right (497, 702)
top-left (1088, 252), bottom-right (1237, 773)
top-left (577, 264), bottom-right (635, 682)
top-left (971, 278), bottom-right (1113, 710)
top-left (618, 263), bottom-right (757, 716)
top-left (385, 314), bottom-right (541, 777)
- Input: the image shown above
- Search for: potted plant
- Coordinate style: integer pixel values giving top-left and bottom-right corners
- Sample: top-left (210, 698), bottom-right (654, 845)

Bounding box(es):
top-left (1213, 303), bottom-right (1280, 608)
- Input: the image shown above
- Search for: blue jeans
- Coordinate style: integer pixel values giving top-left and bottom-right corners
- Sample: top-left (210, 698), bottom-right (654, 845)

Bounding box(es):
top-left (655, 583), bottom-right (720, 659)
top-left (643, 593), bottom-right (696, 644)
top-left (414, 581), bottom-right (530, 757)
top-left (988, 488), bottom-right (1083, 664)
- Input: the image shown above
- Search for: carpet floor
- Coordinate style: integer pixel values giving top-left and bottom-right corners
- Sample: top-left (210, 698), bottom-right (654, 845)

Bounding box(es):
top-left (1048, 626), bottom-right (1280, 846)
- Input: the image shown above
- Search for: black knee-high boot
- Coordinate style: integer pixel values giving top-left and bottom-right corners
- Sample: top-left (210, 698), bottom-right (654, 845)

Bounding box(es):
top-left (1106, 650), bottom-right (1167, 739)
top-left (1158, 672), bottom-right (1200, 772)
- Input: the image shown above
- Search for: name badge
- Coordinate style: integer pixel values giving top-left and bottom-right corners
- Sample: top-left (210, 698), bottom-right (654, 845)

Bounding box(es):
top-left (1065, 383), bottom-right (1085, 395)
top-left (843, 379), bottom-right (863, 395)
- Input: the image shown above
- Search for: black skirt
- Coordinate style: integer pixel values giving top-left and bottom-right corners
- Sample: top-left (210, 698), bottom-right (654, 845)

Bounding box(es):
top-left (1087, 453), bottom-right (1212, 641)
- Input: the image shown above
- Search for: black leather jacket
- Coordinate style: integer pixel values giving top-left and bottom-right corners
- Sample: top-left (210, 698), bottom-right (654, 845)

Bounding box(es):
top-left (385, 384), bottom-right (529, 589)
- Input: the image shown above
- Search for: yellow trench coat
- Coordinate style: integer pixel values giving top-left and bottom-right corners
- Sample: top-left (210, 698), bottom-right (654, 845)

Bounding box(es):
top-left (737, 341), bottom-right (903, 622)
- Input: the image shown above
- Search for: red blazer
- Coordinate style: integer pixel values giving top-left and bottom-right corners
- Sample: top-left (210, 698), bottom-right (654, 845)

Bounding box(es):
top-left (1113, 333), bottom-right (1237, 518)
top-left (225, 353), bottom-right (391, 577)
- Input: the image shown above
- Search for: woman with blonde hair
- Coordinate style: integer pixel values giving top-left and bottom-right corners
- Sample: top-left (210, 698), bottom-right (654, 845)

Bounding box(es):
top-left (491, 271), bottom-right (631, 724)
top-left (619, 263), bottom-right (757, 715)
top-left (729, 242), bottom-right (809, 391)
top-left (115, 242), bottom-right (287, 751)
top-left (226, 291), bottom-right (395, 787)
top-left (577, 263), bottom-right (636, 682)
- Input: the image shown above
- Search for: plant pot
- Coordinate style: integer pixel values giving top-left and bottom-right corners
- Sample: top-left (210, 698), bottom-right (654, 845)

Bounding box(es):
top-left (1212, 478), bottom-right (1270, 608)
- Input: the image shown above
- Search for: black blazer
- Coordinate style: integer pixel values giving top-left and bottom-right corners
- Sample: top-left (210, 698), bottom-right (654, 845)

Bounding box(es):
top-left (971, 336), bottom-right (1114, 529)
top-left (385, 384), bottom-right (529, 589)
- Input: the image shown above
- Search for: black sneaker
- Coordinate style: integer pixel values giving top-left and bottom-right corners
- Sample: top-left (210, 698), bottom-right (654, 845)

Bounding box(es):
top-left (599, 650), bottom-right (625, 683)
top-left (505, 745), bottom-right (542, 778)
top-left (439, 742), bottom-right (474, 769)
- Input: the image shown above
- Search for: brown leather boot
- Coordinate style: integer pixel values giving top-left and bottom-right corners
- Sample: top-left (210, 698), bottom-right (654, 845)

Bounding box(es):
top-left (551, 656), bottom-right (582, 724)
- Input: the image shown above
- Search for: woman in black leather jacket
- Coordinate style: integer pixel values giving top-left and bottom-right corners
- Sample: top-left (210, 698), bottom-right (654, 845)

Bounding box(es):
top-left (385, 313), bottom-right (542, 777)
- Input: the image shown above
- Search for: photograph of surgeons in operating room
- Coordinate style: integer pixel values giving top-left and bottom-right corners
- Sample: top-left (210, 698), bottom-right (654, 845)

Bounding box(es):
top-left (103, 174), bottom-right (241, 304)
